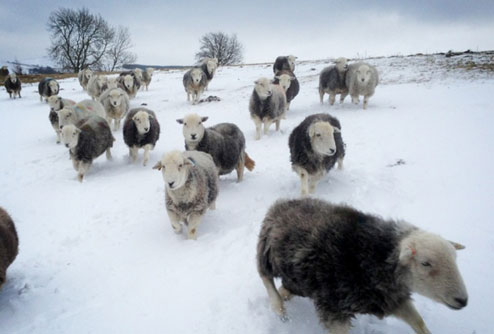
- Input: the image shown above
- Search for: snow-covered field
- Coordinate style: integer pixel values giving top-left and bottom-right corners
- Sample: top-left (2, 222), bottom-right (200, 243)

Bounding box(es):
top-left (1, 54), bottom-right (493, 333)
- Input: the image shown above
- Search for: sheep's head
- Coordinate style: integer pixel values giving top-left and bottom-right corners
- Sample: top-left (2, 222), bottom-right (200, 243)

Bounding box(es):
top-left (84, 69), bottom-right (93, 80)
top-left (356, 64), bottom-right (372, 85)
top-left (106, 77), bottom-right (118, 89)
top-left (146, 68), bottom-right (154, 76)
top-left (60, 124), bottom-right (81, 149)
top-left (254, 78), bottom-right (273, 99)
top-left (57, 108), bottom-right (76, 128)
top-left (48, 96), bottom-right (62, 112)
top-left (399, 230), bottom-right (468, 310)
top-left (133, 110), bottom-right (152, 134)
top-left (275, 74), bottom-right (293, 92)
top-left (335, 57), bottom-right (348, 72)
top-left (177, 113), bottom-right (208, 145)
top-left (206, 60), bottom-right (216, 75)
top-left (133, 69), bottom-right (143, 81)
top-left (9, 73), bottom-right (17, 82)
top-left (123, 75), bottom-right (134, 90)
top-left (109, 89), bottom-right (125, 107)
top-left (49, 80), bottom-right (59, 95)
top-left (96, 75), bottom-right (106, 87)
top-left (153, 150), bottom-right (195, 190)
top-left (308, 121), bottom-right (340, 156)
top-left (287, 55), bottom-right (297, 71)
top-left (190, 68), bottom-right (204, 85)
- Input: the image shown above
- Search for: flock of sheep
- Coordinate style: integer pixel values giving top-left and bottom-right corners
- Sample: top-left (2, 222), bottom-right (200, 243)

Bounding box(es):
top-left (1, 55), bottom-right (468, 334)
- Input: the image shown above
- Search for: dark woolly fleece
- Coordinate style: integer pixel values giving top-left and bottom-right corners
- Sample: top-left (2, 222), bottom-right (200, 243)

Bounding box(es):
top-left (4, 76), bottom-right (21, 96)
top-left (249, 90), bottom-right (284, 120)
top-left (0, 207), bottom-right (18, 285)
top-left (200, 63), bottom-right (214, 81)
top-left (272, 69), bottom-right (300, 103)
top-left (257, 198), bottom-right (415, 323)
top-left (49, 111), bottom-right (59, 127)
top-left (288, 113), bottom-right (345, 174)
top-left (319, 65), bottom-right (347, 92)
top-left (123, 108), bottom-right (160, 148)
top-left (38, 78), bottom-right (58, 98)
top-left (71, 116), bottom-right (114, 163)
top-left (273, 56), bottom-right (293, 74)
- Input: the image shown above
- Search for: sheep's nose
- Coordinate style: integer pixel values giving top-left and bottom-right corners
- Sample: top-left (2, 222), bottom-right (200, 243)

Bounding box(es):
top-left (168, 181), bottom-right (175, 188)
top-left (329, 149), bottom-right (336, 155)
top-left (191, 134), bottom-right (197, 140)
top-left (361, 78), bottom-right (365, 82)
top-left (144, 127), bottom-right (149, 132)
top-left (455, 297), bottom-right (468, 308)
top-left (65, 144), bottom-right (69, 148)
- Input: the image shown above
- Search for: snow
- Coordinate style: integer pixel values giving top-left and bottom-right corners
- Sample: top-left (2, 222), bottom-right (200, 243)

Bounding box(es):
top-left (1, 55), bottom-right (493, 333)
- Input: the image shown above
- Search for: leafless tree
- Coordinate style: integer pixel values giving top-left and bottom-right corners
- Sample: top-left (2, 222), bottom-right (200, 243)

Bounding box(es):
top-left (47, 8), bottom-right (114, 72)
top-left (195, 32), bottom-right (243, 66)
top-left (104, 26), bottom-right (137, 71)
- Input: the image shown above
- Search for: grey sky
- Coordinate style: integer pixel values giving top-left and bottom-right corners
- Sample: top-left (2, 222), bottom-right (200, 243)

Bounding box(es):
top-left (1, 0), bottom-right (493, 66)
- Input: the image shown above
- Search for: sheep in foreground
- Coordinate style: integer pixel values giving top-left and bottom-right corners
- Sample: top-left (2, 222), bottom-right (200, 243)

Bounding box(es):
top-left (273, 55), bottom-right (297, 74)
top-left (183, 68), bottom-right (207, 104)
top-left (117, 73), bottom-right (140, 99)
top-left (319, 57), bottom-right (349, 105)
top-left (345, 62), bottom-right (379, 109)
top-left (200, 59), bottom-right (217, 90)
top-left (99, 87), bottom-right (130, 131)
top-left (78, 68), bottom-right (93, 90)
top-left (257, 198), bottom-right (468, 334)
top-left (123, 108), bottom-right (160, 166)
top-left (4, 73), bottom-right (22, 99)
top-left (289, 113), bottom-right (345, 195)
top-left (38, 78), bottom-right (59, 102)
top-left (60, 115), bottom-right (114, 182)
top-left (249, 78), bottom-right (287, 140)
top-left (87, 75), bottom-right (107, 100)
top-left (153, 150), bottom-right (219, 240)
top-left (272, 70), bottom-right (299, 111)
top-left (0, 207), bottom-right (19, 290)
top-left (141, 68), bottom-right (154, 90)
top-left (47, 96), bottom-right (76, 143)
top-left (177, 113), bottom-right (255, 182)
top-left (57, 99), bottom-right (106, 129)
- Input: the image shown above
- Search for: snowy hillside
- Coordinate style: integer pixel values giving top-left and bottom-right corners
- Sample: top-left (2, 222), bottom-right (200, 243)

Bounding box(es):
top-left (0, 54), bottom-right (493, 334)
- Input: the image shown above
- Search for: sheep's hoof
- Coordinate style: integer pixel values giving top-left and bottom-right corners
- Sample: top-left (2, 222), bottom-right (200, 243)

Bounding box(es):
top-left (77, 174), bottom-right (84, 182)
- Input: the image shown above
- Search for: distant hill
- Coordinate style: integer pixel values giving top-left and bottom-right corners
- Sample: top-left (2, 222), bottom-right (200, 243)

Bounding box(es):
top-left (123, 64), bottom-right (190, 70)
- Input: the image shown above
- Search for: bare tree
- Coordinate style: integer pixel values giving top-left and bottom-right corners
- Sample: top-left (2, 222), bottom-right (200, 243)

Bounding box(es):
top-left (47, 8), bottom-right (114, 72)
top-left (195, 32), bottom-right (243, 66)
top-left (104, 26), bottom-right (137, 71)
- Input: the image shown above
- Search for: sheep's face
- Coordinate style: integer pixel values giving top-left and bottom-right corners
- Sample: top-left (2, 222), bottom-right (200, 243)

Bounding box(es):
top-left (287, 55), bottom-right (297, 71)
top-left (206, 60), bottom-right (216, 75)
top-left (177, 113), bottom-right (208, 144)
top-left (275, 74), bottom-right (292, 92)
top-left (96, 75), bottom-right (106, 87)
top-left (254, 78), bottom-right (273, 99)
top-left (400, 231), bottom-right (468, 310)
top-left (133, 69), bottom-right (143, 81)
top-left (48, 96), bottom-right (62, 112)
top-left (9, 73), bottom-right (17, 83)
top-left (109, 89), bottom-right (124, 107)
top-left (84, 69), bottom-right (93, 80)
top-left (146, 68), bottom-right (154, 77)
top-left (49, 80), bottom-right (59, 95)
top-left (335, 57), bottom-right (348, 72)
top-left (106, 77), bottom-right (118, 89)
top-left (61, 124), bottom-right (81, 149)
top-left (190, 69), bottom-right (203, 85)
top-left (124, 75), bottom-right (134, 90)
top-left (58, 108), bottom-right (76, 128)
top-left (356, 64), bottom-right (372, 84)
top-left (154, 151), bottom-right (194, 190)
top-left (308, 121), bottom-right (339, 156)
top-left (133, 110), bottom-right (152, 134)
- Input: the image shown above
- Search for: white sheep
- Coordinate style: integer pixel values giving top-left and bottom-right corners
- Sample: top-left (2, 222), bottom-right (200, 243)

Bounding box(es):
top-left (78, 69), bottom-right (93, 90)
top-left (57, 100), bottom-right (106, 129)
top-left (99, 87), bottom-right (130, 131)
top-left (87, 74), bottom-right (107, 100)
top-left (345, 62), bottom-right (379, 110)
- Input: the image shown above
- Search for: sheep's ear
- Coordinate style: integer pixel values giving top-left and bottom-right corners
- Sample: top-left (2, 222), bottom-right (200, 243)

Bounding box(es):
top-left (308, 125), bottom-right (316, 138)
top-left (333, 127), bottom-right (341, 133)
top-left (152, 161), bottom-right (162, 171)
top-left (274, 76), bottom-right (281, 80)
top-left (399, 241), bottom-right (416, 265)
top-left (176, 119), bottom-right (184, 124)
top-left (254, 80), bottom-right (259, 85)
top-left (185, 158), bottom-right (196, 166)
top-left (449, 241), bottom-right (466, 250)
top-left (74, 128), bottom-right (81, 134)
top-left (201, 117), bottom-right (208, 123)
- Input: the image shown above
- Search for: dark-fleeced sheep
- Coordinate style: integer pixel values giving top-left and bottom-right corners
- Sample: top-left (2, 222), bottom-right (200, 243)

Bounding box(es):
top-left (4, 73), bottom-right (22, 99)
top-left (345, 62), bottom-right (379, 109)
top-left (38, 78), bottom-right (59, 102)
top-left (257, 197), bottom-right (469, 334)
top-left (272, 70), bottom-right (299, 111)
top-left (273, 55), bottom-right (297, 74)
top-left (183, 68), bottom-right (207, 104)
top-left (177, 113), bottom-right (255, 182)
top-left (118, 72), bottom-right (140, 99)
top-left (123, 108), bottom-right (160, 166)
top-left (289, 113), bottom-right (345, 195)
top-left (0, 207), bottom-right (19, 290)
top-left (319, 57), bottom-right (349, 105)
top-left (60, 115), bottom-right (115, 182)
top-left (200, 59), bottom-right (217, 90)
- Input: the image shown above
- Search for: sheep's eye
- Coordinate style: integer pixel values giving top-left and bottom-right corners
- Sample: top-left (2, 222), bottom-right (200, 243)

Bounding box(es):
top-left (178, 164), bottom-right (183, 168)
top-left (421, 261), bottom-right (431, 267)
top-left (73, 132), bottom-right (77, 135)
top-left (184, 123), bottom-right (187, 126)
top-left (198, 122), bottom-right (201, 125)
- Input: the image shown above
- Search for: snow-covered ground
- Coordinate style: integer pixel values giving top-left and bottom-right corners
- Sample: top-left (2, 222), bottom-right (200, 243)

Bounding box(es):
top-left (0, 55), bottom-right (493, 334)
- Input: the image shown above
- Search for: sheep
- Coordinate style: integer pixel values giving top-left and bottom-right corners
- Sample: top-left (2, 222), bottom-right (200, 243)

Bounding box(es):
top-left (153, 150), bottom-right (219, 240)
top-left (288, 113), bottom-right (345, 195)
top-left (319, 57), bottom-right (349, 105)
top-left (273, 55), bottom-right (297, 74)
top-left (177, 113), bottom-right (255, 182)
top-left (87, 74), bottom-right (107, 100)
top-left (4, 73), bottom-right (22, 99)
top-left (133, 68), bottom-right (144, 86)
top-left (200, 59), bottom-right (217, 90)
top-left (345, 62), bottom-right (379, 109)
top-left (60, 115), bottom-right (115, 182)
top-left (123, 108), bottom-right (160, 166)
top-left (38, 78), bottom-right (59, 102)
top-left (249, 78), bottom-right (287, 140)
top-left (47, 96), bottom-right (76, 143)
top-left (77, 68), bottom-right (93, 90)
top-left (272, 70), bottom-right (299, 111)
top-left (0, 207), bottom-right (19, 290)
top-left (117, 73), bottom-right (140, 99)
top-left (99, 87), bottom-right (130, 131)
top-left (100, 76), bottom-right (118, 93)
top-left (182, 68), bottom-right (207, 104)
top-left (141, 68), bottom-right (154, 91)
top-left (257, 197), bottom-right (468, 334)
top-left (57, 99), bottom-right (106, 129)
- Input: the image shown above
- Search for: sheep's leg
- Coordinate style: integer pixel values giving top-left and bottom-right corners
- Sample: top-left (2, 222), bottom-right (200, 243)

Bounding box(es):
top-left (166, 210), bottom-right (183, 234)
top-left (329, 92), bottom-right (336, 105)
top-left (275, 119), bottom-right (281, 131)
top-left (236, 154), bottom-right (245, 182)
top-left (253, 117), bottom-right (262, 140)
top-left (340, 91), bottom-right (348, 104)
top-left (77, 161), bottom-right (92, 182)
top-left (363, 95), bottom-right (370, 110)
top-left (337, 156), bottom-right (344, 170)
top-left (186, 213), bottom-right (202, 240)
top-left (142, 144), bottom-right (152, 166)
top-left (299, 169), bottom-right (310, 196)
top-left (319, 89), bottom-right (325, 104)
top-left (115, 119), bottom-right (121, 131)
top-left (186, 91), bottom-right (190, 102)
top-left (286, 102), bottom-right (291, 111)
top-left (39, 95), bottom-right (43, 102)
top-left (260, 274), bottom-right (286, 319)
top-left (106, 148), bottom-right (113, 161)
top-left (278, 285), bottom-right (293, 301)
top-left (129, 146), bottom-right (138, 163)
top-left (323, 319), bottom-right (352, 334)
top-left (392, 300), bottom-right (431, 334)
top-left (351, 95), bottom-right (360, 104)
top-left (308, 175), bottom-right (318, 194)
top-left (263, 119), bottom-right (273, 135)
top-left (71, 158), bottom-right (80, 171)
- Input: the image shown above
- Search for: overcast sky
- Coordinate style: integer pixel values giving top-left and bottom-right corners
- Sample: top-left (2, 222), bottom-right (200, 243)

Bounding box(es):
top-left (1, 0), bottom-right (493, 66)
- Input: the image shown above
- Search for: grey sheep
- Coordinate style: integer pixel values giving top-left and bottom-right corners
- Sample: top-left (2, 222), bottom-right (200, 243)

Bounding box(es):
top-left (200, 59), bottom-right (217, 91)
top-left (319, 57), bottom-right (348, 105)
top-left (60, 115), bottom-right (115, 182)
top-left (257, 197), bottom-right (469, 334)
top-left (153, 150), bottom-right (219, 240)
top-left (123, 108), bottom-right (161, 166)
top-left (272, 70), bottom-right (299, 111)
top-left (249, 78), bottom-right (287, 140)
top-left (4, 73), bottom-right (21, 99)
top-left (345, 62), bottom-right (379, 109)
top-left (141, 68), bottom-right (154, 91)
top-left (87, 75), bottom-right (107, 100)
top-left (183, 68), bottom-right (207, 104)
top-left (289, 113), bottom-right (345, 195)
top-left (99, 87), bottom-right (130, 131)
top-left (47, 96), bottom-right (76, 144)
top-left (273, 55), bottom-right (297, 74)
top-left (118, 72), bottom-right (140, 99)
top-left (38, 78), bottom-right (59, 102)
top-left (78, 68), bottom-right (93, 91)
top-left (0, 207), bottom-right (19, 291)
top-left (177, 113), bottom-right (255, 182)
